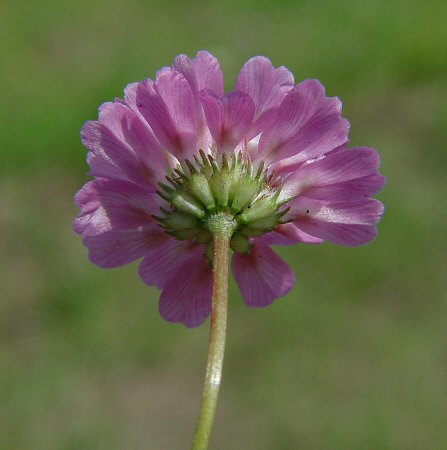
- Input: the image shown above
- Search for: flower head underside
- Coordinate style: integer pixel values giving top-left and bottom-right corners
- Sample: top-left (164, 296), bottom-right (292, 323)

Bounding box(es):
top-left (73, 51), bottom-right (386, 327)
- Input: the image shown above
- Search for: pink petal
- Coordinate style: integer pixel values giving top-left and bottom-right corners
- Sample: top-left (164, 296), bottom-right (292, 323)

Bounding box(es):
top-left (101, 102), bottom-right (168, 178)
top-left (256, 223), bottom-right (323, 246)
top-left (82, 120), bottom-right (131, 181)
top-left (73, 181), bottom-right (108, 237)
top-left (86, 151), bottom-right (127, 182)
top-left (123, 82), bottom-right (139, 110)
top-left (258, 79), bottom-right (349, 167)
top-left (299, 174), bottom-right (387, 201)
top-left (281, 147), bottom-right (386, 201)
top-left (136, 69), bottom-right (201, 160)
top-left (73, 179), bottom-right (160, 237)
top-left (232, 244), bottom-right (295, 307)
top-left (81, 102), bottom-right (167, 187)
top-left (84, 224), bottom-right (165, 268)
top-left (291, 198), bottom-right (385, 246)
top-left (138, 239), bottom-right (197, 289)
top-left (159, 249), bottom-right (212, 327)
top-left (236, 56), bottom-right (294, 138)
top-left (199, 90), bottom-right (255, 151)
top-left (268, 140), bottom-right (350, 177)
top-left (173, 50), bottom-right (224, 97)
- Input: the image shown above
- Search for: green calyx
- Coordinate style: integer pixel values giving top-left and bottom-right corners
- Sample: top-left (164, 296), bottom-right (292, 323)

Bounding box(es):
top-left (154, 150), bottom-right (288, 255)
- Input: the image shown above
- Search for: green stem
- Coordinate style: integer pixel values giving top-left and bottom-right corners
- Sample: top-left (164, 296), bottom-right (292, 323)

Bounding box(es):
top-left (191, 214), bottom-right (236, 450)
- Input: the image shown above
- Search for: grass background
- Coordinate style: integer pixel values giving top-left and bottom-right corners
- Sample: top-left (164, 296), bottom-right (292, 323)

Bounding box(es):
top-left (1, 0), bottom-right (446, 448)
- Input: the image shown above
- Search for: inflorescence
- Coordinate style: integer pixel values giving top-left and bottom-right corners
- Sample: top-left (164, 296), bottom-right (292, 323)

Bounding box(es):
top-left (154, 150), bottom-right (289, 256)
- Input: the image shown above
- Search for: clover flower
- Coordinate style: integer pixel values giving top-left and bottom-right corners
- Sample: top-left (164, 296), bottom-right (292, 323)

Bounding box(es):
top-left (74, 51), bottom-right (385, 449)
top-left (74, 51), bottom-right (385, 328)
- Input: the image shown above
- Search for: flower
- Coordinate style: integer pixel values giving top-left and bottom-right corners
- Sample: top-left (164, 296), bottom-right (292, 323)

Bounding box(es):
top-left (73, 51), bottom-right (386, 327)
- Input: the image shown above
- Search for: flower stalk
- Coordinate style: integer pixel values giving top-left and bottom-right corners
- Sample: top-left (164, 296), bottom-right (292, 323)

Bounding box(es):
top-left (191, 214), bottom-right (236, 450)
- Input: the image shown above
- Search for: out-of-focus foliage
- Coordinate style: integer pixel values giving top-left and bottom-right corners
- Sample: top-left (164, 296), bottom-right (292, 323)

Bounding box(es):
top-left (1, 0), bottom-right (446, 448)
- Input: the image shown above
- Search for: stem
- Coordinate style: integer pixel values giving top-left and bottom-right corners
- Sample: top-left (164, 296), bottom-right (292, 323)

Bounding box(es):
top-left (191, 214), bottom-right (236, 450)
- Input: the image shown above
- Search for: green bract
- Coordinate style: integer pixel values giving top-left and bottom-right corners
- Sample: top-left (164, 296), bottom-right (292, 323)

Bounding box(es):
top-left (154, 150), bottom-right (289, 256)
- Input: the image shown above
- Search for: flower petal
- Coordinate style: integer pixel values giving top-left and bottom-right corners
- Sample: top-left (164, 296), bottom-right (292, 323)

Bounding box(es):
top-left (84, 225), bottom-right (165, 268)
top-left (236, 56), bottom-right (294, 138)
top-left (199, 90), bottom-right (255, 151)
top-left (73, 181), bottom-right (108, 237)
top-left (232, 244), bottom-right (295, 307)
top-left (258, 80), bottom-right (349, 168)
top-left (138, 239), bottom-right (196, 289)
top-left (121, 82), bottom-right (139, 110)
top-left (81, 102), bottom-right (167, 187)
top-left (281, 147), bottom-right (386, 201)
top-left (136, 69), bottom-right (201, 160)
top-left (73, 179), bottom-right (160, 237)
top-left (256, 223), bottom-right (323, 246)
top-left (173, 50), bottom-right (224, 97)
top-left (159, 249), bottom-right (212, 327)
top-left (85, 151), bottom-right (127, 182)
top-left (291, 198), bottom-right (385, 246)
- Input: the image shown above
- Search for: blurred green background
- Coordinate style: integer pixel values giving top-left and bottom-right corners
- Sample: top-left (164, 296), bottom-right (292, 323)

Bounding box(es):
top-left (1, 0), bottom-right (446, 448)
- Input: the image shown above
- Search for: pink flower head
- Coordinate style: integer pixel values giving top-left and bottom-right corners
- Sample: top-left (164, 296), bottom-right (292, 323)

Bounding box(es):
top-left (74, 51), bottom-right (386, 327)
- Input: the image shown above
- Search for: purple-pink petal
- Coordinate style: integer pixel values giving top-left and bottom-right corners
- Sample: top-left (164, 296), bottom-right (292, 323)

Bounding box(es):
top-left (291, 198), bottom-right (385, 246)
top-left (136, 69), bottom-right (201, 160)
top-left (281, 147), bottom-right (386, 201)
top-left (236, 56), bottom-right (294, 138)
top-left (159, 248), bottom-right (213, 327)
top-left (73, 179), bottom-right (160, 237)
top-left (81, 120), bottom-right (131, 182)
top-left (256, 223), bottom-right (324, 246)
top-left (73, 181), bottom-right (108, 237)
top-left (138, 239), bottom-right (197, 289)
top-left (122, 82), bottom-right (139, 110)
top-left (258, 79), bottom-right (349, 168)
top-left (84, 224), bottom-right (164, 268)
top-left (232, 244), bottom-right (295, 307)
top-left (173, 50), bottom-right (224, 97)
top-left (299, 174), bottom-right (386, 201)
top-left (85, 151), bottom-right (127, 182)
top-left (81, 102), bottom-right (167, 187)
top-left (199, 90), bottom-right (255, 151)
